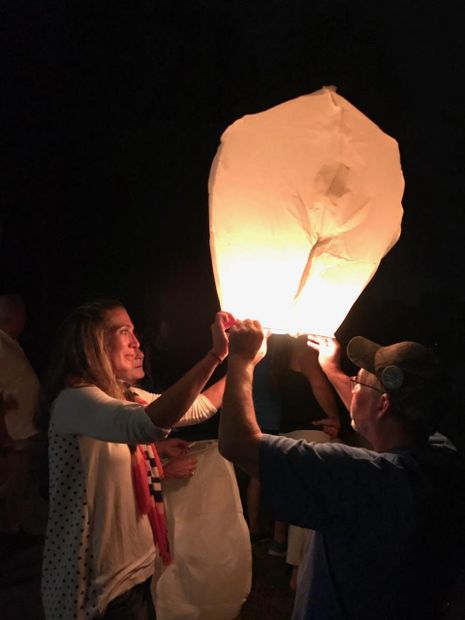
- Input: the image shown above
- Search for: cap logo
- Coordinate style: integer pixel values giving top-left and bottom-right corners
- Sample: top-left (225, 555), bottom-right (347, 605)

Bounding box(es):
top-left (381, 365), bottom-right (404, 390)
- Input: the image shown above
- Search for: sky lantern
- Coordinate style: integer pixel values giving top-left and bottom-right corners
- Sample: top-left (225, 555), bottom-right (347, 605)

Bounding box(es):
top-left (208, 86), bottom-right (404, 336)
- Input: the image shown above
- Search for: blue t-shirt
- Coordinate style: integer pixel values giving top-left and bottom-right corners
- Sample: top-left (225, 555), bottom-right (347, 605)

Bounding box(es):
top-left (260, 433), bottom-right (465, 620)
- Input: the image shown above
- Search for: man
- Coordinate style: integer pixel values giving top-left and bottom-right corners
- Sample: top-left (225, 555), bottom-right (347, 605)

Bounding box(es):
top-left (219, 319), bottom-right (465, 620)
top-left (0, 295), bottom-right (39, 443)
top-left (0, 294), bottom-right (41, 534)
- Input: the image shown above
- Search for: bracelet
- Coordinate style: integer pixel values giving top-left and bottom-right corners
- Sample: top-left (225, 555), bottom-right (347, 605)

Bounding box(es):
top-left (208, 350), bottom-right (224, 364)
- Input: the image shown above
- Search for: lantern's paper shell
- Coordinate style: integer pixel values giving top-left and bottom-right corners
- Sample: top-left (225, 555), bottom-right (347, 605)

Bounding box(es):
top-left (209, 86), bottom-right (404, 336)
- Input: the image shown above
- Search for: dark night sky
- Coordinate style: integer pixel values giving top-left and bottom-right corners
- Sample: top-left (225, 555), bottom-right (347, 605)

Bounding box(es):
top-left (3, 0), bottom-right (465, 381)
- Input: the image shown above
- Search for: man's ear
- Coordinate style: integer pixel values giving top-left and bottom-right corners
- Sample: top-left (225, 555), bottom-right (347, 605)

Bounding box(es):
top-left (377, 392), bottom-right (391, 419)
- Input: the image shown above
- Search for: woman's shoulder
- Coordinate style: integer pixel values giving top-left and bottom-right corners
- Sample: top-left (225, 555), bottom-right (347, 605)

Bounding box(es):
top-left (53, 384), bottom-right (118, 408)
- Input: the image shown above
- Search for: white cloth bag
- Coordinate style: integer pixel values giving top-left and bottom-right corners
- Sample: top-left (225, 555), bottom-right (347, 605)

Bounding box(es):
top-left (153, 440), bottom-right (252, 620)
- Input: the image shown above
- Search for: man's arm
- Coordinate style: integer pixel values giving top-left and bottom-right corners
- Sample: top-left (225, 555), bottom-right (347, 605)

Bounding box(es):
top-left (307, 336), bottom-right (352, 411)
top-left (218, 320), bottom-right (266, 478)
top-left (299, 345), bottom-right (341, 436)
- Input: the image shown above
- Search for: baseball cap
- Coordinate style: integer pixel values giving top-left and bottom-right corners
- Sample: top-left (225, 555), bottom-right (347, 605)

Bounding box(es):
top-left (347, 336), bottom-right (440, 432)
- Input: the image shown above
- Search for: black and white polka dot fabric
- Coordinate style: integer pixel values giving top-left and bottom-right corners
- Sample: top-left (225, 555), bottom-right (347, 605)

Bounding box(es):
top-left (42, 425), bottom-right (99, 619)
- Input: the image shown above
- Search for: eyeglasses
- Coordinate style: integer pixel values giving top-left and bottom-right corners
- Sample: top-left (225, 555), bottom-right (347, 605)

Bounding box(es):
top-left (349, 376), bottom-right (385, 394)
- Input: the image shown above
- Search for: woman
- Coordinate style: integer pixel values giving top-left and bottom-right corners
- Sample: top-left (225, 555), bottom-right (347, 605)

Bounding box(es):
top-left (40, 299), bottom-right (232, 620)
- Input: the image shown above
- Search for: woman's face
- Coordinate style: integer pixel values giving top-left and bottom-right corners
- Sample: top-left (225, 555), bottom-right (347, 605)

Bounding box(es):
top-left (104, 307), bottom-right (144, 384)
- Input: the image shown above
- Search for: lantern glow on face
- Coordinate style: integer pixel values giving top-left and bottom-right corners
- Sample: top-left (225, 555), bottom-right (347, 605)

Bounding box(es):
top-left (209, 87), bottom-right (404, 336)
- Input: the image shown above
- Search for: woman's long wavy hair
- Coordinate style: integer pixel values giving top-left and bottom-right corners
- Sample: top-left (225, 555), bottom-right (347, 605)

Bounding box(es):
top-left (37, 298), bottom-right (127, 430)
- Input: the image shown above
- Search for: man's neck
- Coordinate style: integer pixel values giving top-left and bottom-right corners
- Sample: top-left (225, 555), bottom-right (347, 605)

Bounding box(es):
top-left (371, 430), bottom-right (417, 452)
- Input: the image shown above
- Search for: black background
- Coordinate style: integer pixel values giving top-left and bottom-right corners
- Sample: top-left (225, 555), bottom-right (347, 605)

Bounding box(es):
top-left (4, 1), bottom-right (465, 401)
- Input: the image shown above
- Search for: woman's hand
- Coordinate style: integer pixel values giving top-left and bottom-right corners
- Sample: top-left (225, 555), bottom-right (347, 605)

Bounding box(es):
top-left (312, 416), bottom-right (341, 439)
top-left (210, 311), bottom-right (236, 362)
top-left (163, 454), bottom-right (198, 479)
top-left (156, 437), bottom-right (189, 458)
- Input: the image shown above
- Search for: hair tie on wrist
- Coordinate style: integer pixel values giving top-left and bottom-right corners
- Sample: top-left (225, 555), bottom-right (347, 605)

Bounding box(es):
top-left (208, 350), bottom-right (223, 364)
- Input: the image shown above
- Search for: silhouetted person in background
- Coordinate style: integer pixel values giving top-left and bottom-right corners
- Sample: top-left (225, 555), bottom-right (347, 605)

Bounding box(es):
top-left (0, 294), bottom-right (43, 536)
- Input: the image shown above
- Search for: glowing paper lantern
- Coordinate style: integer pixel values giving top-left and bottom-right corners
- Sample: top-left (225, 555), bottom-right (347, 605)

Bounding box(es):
top-left (208, 86), bottom-right (404, 336)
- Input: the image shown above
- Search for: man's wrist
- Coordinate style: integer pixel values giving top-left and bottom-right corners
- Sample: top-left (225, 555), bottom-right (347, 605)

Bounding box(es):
top-left (321, 361), bottom-right (341, 378)
top-left (227, 353), bottom-right (257, 369)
